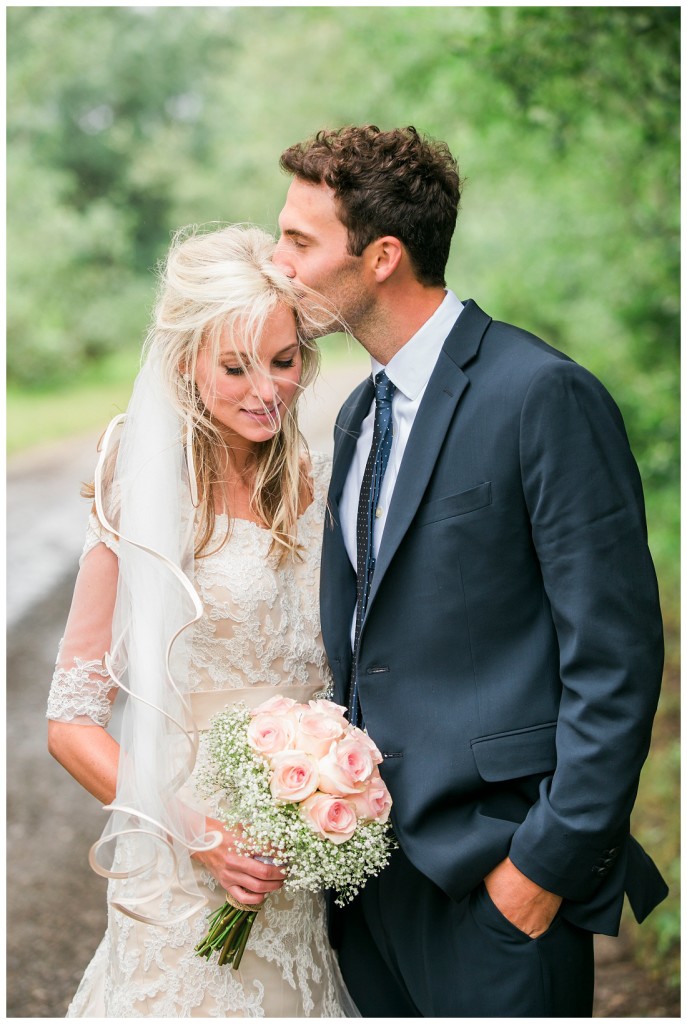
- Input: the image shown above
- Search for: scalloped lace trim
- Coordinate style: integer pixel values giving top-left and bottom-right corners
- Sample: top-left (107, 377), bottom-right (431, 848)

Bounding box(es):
top-left (46, 654), bottom-right (115, 726)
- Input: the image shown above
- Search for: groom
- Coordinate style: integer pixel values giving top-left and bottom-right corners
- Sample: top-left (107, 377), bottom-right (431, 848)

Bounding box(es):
top-left (274, 125), bottom-right (667, 1017)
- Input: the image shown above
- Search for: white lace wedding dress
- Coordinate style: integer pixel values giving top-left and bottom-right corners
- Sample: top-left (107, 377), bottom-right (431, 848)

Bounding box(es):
top-left (46, 453), bottom-right (352, 1018)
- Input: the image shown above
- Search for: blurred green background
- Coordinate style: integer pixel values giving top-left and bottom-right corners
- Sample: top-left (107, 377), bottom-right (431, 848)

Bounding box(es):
top-left (7, 5), bottom-right (679, 988)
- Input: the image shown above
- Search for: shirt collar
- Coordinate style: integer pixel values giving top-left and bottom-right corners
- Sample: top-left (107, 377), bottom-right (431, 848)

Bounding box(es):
top-left (371, 290), bottom-right (464, 400)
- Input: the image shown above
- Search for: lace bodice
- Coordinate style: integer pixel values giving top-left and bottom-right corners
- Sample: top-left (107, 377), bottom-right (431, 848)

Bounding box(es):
top-left (46, 453), bottom-right (334, 725)
top-left (187, 471), bottom-right (331, 696)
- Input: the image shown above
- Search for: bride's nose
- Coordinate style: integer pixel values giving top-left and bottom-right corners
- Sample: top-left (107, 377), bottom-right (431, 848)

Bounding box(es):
top-left (250, 372), bottom-right (278, 406)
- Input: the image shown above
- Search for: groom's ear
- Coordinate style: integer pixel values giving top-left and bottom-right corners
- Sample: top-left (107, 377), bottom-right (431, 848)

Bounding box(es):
top-left (368, 236), bottom-right (403, 283)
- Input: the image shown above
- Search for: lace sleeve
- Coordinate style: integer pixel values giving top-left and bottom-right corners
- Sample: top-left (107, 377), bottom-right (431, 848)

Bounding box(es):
top-left (46, 645), bottom-right (118, 726)
top-left (48, 496), bottom-right (120, 726)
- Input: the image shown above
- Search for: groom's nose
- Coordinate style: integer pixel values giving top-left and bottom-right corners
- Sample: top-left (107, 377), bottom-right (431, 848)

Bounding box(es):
top-left (272, 239), bottom-right (296, 278)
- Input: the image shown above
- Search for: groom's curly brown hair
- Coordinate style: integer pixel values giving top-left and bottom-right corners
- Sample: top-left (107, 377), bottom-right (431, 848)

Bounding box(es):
top-left (280, 125), bottom-right (462, 288)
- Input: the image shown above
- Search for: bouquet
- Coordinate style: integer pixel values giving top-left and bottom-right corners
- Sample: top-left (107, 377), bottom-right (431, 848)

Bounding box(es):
top-left (194, 695), bottom-right (396, 968)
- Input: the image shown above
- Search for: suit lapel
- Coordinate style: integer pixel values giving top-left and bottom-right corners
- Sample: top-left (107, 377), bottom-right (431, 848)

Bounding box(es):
top-left (320, 375), bottom-right (373, 688)
top-left (328, 375), bottom-right (374, 505)
top-left (365, 300), bottom-right (492, 615)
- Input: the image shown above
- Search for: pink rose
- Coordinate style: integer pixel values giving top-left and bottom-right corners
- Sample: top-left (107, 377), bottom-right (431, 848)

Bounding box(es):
top-left (300, 792), bottom-right (358, 844)
top-left (294, 708), bottom-right (346, 759)
top-left (308, 699), bottom-right (348, 723)
top-left (317, 735), bottom-right (377, 796)
top-left (269, 751), bottom-right (320, 803)
top-left (247, 712), bottom-right (296, 757)
top-left (285, 702), bottom-right (313, 727)
top-left (347, 726), bottom-right (383, 765)
top-left (350, 769), bottom-right (393, 823)
top-left (251, 695), bottom-right (299, 717)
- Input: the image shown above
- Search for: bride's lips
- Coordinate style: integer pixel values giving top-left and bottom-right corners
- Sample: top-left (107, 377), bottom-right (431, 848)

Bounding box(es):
top-left (241, 404), bottom-right (281, 424)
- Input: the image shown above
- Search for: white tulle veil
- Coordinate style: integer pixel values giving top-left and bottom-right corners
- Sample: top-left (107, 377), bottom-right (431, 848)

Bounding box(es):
top-left (88, 354), bottom-right (222, 925)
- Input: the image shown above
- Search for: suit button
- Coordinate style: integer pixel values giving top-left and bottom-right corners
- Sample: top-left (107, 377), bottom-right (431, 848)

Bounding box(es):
top-left (592, 865), bottom-right (608, 876)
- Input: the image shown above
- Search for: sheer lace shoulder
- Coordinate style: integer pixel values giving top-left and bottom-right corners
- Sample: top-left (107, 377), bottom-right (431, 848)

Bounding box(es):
top-left (80, 440), bottom-right (122, 565)
top-left (309, 451), bottom-right (332, 495)
top-left (81, 511), bottom-right (120, 564)
top-left (307, 451), bottom-right (332, 521)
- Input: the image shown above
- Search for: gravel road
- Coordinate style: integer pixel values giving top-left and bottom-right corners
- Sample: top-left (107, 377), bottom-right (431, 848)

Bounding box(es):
top-left (7, 355), bottom-right (678, 1017)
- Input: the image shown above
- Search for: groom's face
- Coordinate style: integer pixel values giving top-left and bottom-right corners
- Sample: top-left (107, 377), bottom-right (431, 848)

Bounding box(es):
top-left (274, 178), bottom-right (375, 337)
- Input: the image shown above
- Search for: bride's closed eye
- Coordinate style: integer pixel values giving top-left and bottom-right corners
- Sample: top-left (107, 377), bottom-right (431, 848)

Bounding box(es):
top-left (223, 358), bottom-right (296, 376)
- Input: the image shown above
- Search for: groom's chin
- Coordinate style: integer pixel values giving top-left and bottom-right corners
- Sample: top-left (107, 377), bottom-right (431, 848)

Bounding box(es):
top-left (298, 317), bottom-right (344, 343)
top-left (295, 294), bottom-right (346, 341)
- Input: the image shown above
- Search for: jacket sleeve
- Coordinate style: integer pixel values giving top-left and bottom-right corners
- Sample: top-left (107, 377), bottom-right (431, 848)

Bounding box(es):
top-left (507, 359), bottom-right (664, 901)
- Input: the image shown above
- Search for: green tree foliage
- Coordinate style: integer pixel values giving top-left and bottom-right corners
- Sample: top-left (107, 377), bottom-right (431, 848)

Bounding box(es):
top-left (7, 7), bottom-right (233, 382)
top-left (8, 6), bottom-right (678, 492)
top-left (471, 7), bottom-right (679, 496)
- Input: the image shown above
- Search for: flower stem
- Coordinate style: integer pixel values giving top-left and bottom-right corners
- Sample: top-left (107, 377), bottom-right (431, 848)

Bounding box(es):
top-left (217, 914), bottom-right (247, 966)
top-left (232, 911), bottom-right (257, 970)
top-left (195, 902), bottom-right (260, 968)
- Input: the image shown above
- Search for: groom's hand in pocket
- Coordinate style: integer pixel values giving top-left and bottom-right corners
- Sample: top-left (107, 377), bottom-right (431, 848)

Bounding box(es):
top-left (483, 857), bottom-right (562, 938)
top-left (192, 816), bottom-right (286, 906)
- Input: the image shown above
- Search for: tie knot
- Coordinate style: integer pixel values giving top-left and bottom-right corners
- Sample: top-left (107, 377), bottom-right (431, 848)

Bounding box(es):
top-left (374, 370), bottom-right (396, 406)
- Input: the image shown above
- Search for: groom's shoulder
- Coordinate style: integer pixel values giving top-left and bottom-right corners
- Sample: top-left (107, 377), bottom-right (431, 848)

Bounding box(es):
top-left (451, 299), bottom-right (577, 383)
top-left (485, 314), bottom-right (573, 371)
top-left (461, 303), bottom-right (614, 409)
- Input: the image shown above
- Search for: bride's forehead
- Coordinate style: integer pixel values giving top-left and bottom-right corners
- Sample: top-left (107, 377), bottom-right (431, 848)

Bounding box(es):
top-left (214, 309), bottom-right (298, 355)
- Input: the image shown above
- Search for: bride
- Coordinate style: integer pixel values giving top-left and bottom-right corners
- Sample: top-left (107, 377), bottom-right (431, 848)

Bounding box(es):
top-left (46, 225), bottom-right (354, 1017)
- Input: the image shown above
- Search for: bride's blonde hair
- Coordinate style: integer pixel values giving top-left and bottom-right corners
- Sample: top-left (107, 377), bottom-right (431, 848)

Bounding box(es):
top-left (122, 224), bottom-right (326, 562)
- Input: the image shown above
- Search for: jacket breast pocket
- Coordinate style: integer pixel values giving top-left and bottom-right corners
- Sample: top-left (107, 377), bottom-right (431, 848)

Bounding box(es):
top-left (470, 721), bottom-right (557, 782)
top-left (415, 482), bottom-right (492, 527)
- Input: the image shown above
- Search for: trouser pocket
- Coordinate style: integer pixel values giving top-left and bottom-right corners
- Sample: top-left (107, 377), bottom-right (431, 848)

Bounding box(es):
top-left (473, 880), bottom-right (565, 942)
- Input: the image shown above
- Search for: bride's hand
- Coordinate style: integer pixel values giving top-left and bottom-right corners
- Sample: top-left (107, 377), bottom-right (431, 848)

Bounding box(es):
top-left (191, 816), bottom-right (285, 906)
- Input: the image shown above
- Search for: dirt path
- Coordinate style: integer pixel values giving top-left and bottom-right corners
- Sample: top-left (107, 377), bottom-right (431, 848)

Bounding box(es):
top-left (7, 355), bottom-right (678, 1017)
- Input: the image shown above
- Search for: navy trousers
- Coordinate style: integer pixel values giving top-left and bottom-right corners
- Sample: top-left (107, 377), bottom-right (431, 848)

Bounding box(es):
top-left (334, 845), bottom-right (594, 1017)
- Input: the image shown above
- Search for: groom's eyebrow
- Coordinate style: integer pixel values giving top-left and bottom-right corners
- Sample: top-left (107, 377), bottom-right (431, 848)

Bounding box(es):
top-left (282, 228), bottom-right (313, 243)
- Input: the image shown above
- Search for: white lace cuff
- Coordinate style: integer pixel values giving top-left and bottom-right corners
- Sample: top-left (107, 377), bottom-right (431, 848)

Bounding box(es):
top-left (46, 655), bottom-right (117, 726)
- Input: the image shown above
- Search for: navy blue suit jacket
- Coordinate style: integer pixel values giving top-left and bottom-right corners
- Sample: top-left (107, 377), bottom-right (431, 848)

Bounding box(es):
top-left (320, 300), bottom-right (667, 935)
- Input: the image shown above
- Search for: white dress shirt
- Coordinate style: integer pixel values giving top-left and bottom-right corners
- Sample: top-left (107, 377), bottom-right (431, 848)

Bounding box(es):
top-left (340, 290), bottom-right (464, 640)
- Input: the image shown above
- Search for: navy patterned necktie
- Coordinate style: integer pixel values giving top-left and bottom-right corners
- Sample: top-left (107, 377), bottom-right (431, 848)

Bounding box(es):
top-left (348, 369), bottom-right (396, 728)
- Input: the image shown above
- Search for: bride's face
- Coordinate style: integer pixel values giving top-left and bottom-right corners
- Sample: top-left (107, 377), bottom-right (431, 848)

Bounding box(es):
top-left (194, 304), bottom-right (303, 446)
